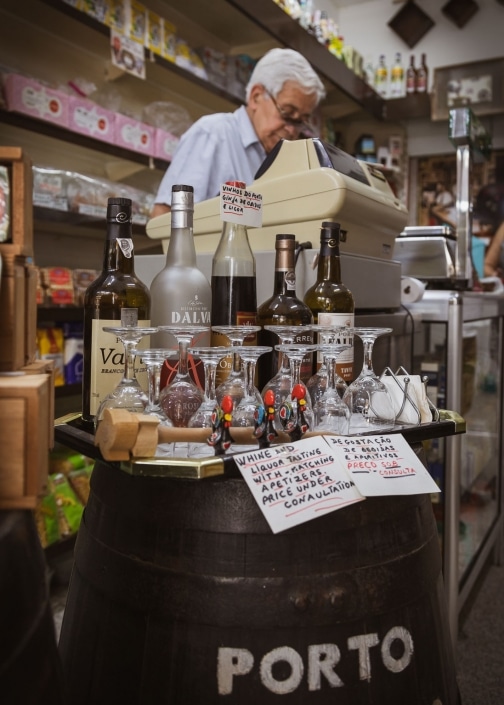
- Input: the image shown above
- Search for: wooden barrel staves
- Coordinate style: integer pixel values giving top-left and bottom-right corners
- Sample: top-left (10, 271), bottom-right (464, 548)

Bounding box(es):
top-left (59, 460), bottom-right (459, 705)
top-left (0, 510), bottom-right (64, 705)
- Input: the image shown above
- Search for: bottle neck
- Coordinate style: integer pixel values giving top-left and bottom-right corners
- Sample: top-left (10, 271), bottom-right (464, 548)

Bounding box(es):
top-left (317, 243), bottom-right (342, 284)
top-left (165, 208), bottom-right (196, 267)
top-left (103, 219), bottom-right (135, 273)
top-left (213, 221), bottom-right (254, 275)
top-left (273, 247), bottom-right (297, 296)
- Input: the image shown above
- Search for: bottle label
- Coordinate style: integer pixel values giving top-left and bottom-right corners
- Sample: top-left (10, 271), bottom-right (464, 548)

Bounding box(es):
top-left (117, 238), bottom-right (134, 258)
top-left (317, 312), bottom-right (355, 381)
top-left (283, 269), bottom-right (296, 291)
top-left (168, 294), bottom-right (211, 325)
top-left (89, 317), bottom-right (151, 416)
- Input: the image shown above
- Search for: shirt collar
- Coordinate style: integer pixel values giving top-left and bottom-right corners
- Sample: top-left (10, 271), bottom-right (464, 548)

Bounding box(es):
top-left (236, 105), bottom-right (265, 155)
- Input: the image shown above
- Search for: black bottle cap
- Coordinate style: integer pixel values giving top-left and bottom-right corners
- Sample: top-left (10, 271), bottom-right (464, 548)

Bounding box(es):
top-left (107, 198), bottom-right (132, 223)
top-left (275, 234), bottom-right (296, 241)
top-left (172, 185), bottom-right (194, 192)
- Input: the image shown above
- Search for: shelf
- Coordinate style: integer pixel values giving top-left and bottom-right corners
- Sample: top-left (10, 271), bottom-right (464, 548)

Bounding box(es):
top-left (38, 307), bottom-right (83, 323)
top-left (34, 206), bottom-right (150, 239)
top-left (0, 108), bottom-right (170, 172)
top-left (384, 92), bottom-right (432, 121)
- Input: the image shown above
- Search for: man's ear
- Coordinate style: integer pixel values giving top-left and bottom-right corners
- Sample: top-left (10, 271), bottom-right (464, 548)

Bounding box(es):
top-left (247, 83), bottom-right (265, 109)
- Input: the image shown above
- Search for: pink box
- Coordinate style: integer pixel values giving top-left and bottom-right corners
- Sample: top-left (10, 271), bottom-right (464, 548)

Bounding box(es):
top-left (3, 73), bottom-right (69, 127)
top-left (154, 128), bottom-right (179, 161)
top-left (68, 96), bottom-right (115, 143)
top-left (114, 114), bottom-right (155, 156)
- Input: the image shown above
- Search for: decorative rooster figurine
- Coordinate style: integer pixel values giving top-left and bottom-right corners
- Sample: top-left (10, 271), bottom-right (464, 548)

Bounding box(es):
top-left (254, 389), bottom-right (279, 448)
top-left (207, 395), bottom-right (235, 455)
top-left (279, 383), bottom-right (310, 442)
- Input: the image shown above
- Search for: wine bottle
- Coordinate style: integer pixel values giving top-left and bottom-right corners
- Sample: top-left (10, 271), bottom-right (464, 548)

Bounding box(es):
top-left (390, 52), bottom-right (405, 98)
top-left (374, 54), bottom-right (388, 98)
top-left (82, 197), bottom-right (151, 425)
top-left (304, 221), bottom-right (355, 382)
top-left (406, 55), bottom-right (416, 95)
top-left (257, 234), bottom-right (313, 390)
top-left (211, 181), bottom-right (257, 386)
top-left (150, 184), bottom-right (211, 387)
top-left (416, 53), bottom-right (429, 93)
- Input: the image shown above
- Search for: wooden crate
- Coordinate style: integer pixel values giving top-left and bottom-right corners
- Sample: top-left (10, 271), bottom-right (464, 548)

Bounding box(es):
top-left (0, 245), bottom-right (37, 371)
top-left (0, 146), bottom-right (33, 256)
top-left (0, 373), bottom-right (51, 509)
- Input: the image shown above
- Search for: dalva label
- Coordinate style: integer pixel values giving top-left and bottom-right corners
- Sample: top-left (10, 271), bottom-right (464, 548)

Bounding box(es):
top-left (217, 626), bottom-right (414, 695)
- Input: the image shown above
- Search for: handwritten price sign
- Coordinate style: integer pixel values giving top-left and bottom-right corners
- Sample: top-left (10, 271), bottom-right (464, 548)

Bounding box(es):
top-left (219, 183), bottom-right (262, 228)
top-left (323, 434), bottom-right (441, 497)
top-left (234, 437), bottom-right (364, 534)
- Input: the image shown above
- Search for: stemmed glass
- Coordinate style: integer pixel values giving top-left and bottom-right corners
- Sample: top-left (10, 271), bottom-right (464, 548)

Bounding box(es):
top-left (342, 327), bottom-right (396, 432)
top-left (313, 340), bottom-right (352, 434)
top-left (95, 325), bottom-right (158, 425)
top-left (157, 325), bottom-right (210, 428)
top-left (186, 346), bottom-right (230, 458)
top-left (274, 343), bottom-right (317, 432)
top-left (261, 325), bottom-right (309, 415)
top-left (211, 325), bottom-right (261, 407)
top-left (307, 324), bottom-right (349, 406)
top-left (231, 346), bottom-right (272, 447)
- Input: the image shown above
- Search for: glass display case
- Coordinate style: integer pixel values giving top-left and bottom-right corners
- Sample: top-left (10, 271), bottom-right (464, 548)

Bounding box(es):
top-left (409, 290), bottom-right (504, 640)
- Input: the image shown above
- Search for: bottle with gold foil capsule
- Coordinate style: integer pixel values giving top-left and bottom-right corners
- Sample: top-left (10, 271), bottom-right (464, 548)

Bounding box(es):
top-left (257, 233), bottom-right (314, 391)
top-left (211, 181), bottom-right (258, 387)
top-left (82, 197), bottom-right (151, 426)
top-left (303, 221), bottom-right (355, 382)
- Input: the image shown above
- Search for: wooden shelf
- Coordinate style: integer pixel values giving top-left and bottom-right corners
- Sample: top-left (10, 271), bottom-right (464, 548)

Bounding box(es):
top-left (385, 92), bottom-right (432, 122)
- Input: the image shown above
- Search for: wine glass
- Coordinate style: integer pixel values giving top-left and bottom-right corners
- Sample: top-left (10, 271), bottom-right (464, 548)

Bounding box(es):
top-left (157, 325), bottom-right (210, 428)
top-left (307, 324), bottom-right (349, 406)
top-left (313, 340), bottom-right (352, 435)
top-left (186, 346), bottom-right (230, 458)
top-left (275, 343), bottom-right (317, 433)
top-left (342, 327), bottom-right (396, 432)
top-left (95, 325), bottom-right (158, 425)
top-left (261, 325), bottom-right (309, 418)
top-left (230, 345), bottom-right (272, 450)
top-left (211, 324), bottom-right (261, 407)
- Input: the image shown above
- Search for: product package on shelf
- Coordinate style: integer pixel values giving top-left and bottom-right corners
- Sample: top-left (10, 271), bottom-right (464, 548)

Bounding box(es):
top-left (114, 113), bottom-right (156, 156)
top-left (0, 147), bottom-right (33, 255)
top-left (154, 128), bottom-right (179, 161)
top-left (3, 72), bottom-right (69, 128)
top-left (68, 95), bottom-right (116, 143)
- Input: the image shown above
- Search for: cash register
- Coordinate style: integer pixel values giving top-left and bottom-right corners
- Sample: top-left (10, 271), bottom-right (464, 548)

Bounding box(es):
top-left (145, 138), bottom-right (409, 310)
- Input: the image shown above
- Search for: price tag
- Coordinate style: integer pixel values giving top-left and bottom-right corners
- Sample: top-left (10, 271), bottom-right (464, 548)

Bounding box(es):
top-left (233, 437), bottom-right (364, 534)
top-left (220, 183), bottom-right (262, 228)
top-left (323, 434), bottom-right (441, 496)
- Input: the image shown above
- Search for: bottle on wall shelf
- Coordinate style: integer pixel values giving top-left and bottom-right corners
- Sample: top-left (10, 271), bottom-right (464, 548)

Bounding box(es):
top-left (211, 180), bottom-right (257, 386)
top-left (256, 234), bottom-right (314, 390)
top-left (374, 54), bottom-right (388, 98)
top-left (416, 53), bottom-right (429, 93)
top-left (149, 184), bottom-right (211, 387)
top-left (406, 55), bottom-right (417, 95)
top-left (82, 197), bottom-right (151, 425)
top-left (303, 221), bottom-right (355, 382)
top-left (390, 52), bottom-right (405, 98)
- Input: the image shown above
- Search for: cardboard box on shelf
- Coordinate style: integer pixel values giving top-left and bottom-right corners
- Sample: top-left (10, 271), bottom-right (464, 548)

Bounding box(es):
top-left (68, 96), bottom-right (116, 143)
top-left (3, 73), bottom-right (69, 128)
top-left (154, 128), bottom-right (179, 161)
top-left (0, 373), bottom-right (51, 509)
top-left (115, 114), bottom-right (155, 156)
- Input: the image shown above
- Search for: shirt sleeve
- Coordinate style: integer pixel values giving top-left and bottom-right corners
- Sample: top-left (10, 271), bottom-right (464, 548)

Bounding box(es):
top-left (154, 120), bottom-right (224, 206)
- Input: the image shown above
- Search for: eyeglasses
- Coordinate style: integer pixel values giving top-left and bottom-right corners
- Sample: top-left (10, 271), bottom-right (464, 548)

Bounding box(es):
top-left (264, 89), bottom-right (312, 132)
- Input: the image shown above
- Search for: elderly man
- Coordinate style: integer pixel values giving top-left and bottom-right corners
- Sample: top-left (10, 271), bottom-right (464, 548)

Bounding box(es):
top-left (151, 47), bottom-right (326, 216)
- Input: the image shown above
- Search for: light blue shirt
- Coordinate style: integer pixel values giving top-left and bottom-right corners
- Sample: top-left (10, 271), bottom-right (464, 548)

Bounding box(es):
top-left (154, 105), bottom-right (267, 205)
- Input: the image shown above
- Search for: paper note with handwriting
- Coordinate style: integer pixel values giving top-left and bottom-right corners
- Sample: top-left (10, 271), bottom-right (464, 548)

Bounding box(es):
top-left (233, 437), bottom-right (364, 534)
top-left (323, 433), bottom-right (441, 496)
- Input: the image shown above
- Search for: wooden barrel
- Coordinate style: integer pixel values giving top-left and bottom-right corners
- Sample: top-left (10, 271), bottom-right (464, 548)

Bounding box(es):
top-left (0, 510), bottom-right (64, 705)
top-left (59, 459), bottom-right (459, 705)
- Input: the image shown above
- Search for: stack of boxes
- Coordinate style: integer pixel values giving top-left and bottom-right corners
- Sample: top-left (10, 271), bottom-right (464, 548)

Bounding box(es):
top-left (0, 146), bottom-right (53, 510)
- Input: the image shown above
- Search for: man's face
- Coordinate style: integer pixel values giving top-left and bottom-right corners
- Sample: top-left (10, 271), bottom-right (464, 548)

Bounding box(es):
top-left (247, 80), bottom-right (318, 154)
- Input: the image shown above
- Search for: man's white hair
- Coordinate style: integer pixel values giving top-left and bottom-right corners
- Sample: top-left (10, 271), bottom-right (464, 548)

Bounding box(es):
top-left (245, 48), bottom-right (326, 104)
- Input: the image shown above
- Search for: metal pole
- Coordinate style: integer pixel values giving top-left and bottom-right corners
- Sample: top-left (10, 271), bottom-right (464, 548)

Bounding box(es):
top-left (444, 293), bottom-right (463, 650)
